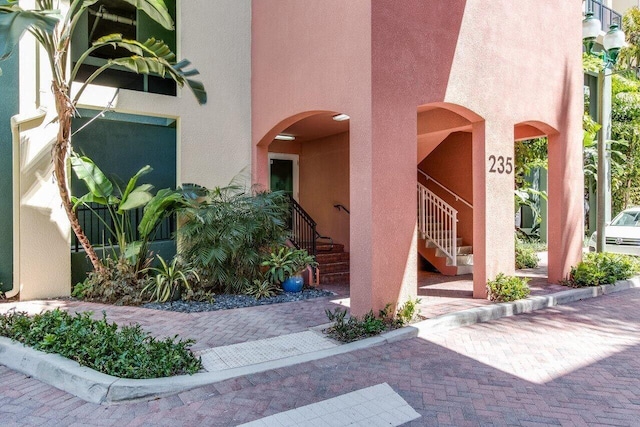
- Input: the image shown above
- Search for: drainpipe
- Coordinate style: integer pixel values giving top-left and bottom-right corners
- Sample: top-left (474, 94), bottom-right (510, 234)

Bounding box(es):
top-left (8, 108), bottom-right (47, 299)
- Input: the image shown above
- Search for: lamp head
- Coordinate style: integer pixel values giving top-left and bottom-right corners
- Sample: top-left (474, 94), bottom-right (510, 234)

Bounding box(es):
top-left (583, 11), bottom-right (601, 54)
top-left (603, 23), bottom-right (626, 66)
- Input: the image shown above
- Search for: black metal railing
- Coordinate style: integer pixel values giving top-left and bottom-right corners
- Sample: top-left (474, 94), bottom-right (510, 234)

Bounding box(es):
top-left (585, 0), bottom-right (623, 31)
top-left (71, 203), bottom-right (175, 252)
top-left (288, 196), bottom-right (318, 257)
top-left (333, 203), bottom-right (350, 214)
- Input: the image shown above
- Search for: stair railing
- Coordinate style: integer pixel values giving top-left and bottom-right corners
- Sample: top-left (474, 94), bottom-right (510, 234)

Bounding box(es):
top-left (418, 169), bottom-right (473, 209)
top-left (418, 182), bottom-right (458, 266)
top-left (288, 195), bottom-right (318, 257)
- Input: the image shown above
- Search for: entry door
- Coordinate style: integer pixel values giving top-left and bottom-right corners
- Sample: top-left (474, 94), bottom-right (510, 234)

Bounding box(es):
top-left (269, 153), bottom-right (299, 201)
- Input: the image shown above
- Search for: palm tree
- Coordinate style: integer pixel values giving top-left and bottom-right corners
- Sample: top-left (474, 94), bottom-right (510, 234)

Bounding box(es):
top-left (0, 0), bottom-right (206, 275)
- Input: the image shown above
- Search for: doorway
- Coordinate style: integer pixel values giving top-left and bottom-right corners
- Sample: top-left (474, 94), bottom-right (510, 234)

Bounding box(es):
top-left (269, 153), bottom-right (299, 200)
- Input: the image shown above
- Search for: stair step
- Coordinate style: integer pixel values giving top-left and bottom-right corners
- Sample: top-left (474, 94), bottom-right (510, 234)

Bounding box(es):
top-left (456, 265), bottom-right (474, 275)
top-left (435, 246), bottom-right (472, 257)
top-left (316, 252), bottom-right (350, 264)
top-left (319, 262), bottom-right (349, 274)
top-left (446, 254), bottom-right (474, 267)
top-left (320, 271), bottom-right (350, 285)
top-left (426, 237), bottom-right (463, 248)
top-left (316, 243), bottom-right (344, 253)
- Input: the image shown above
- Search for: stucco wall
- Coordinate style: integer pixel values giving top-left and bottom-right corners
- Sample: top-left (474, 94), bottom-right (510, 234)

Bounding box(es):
top-left (299, 132), bottom-right (350, 252)
top-left (419, 132), bottom-right (473, 247)
top-left (253, 0), bottom-right (583, 313)
top-left (13, 0), bottom-right (252, 299)
top-left (76, 0), bottom-right (252, 190)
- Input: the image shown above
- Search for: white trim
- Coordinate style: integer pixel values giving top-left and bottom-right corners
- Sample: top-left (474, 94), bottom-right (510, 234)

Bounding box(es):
top-left (268, 153), bottom-right (299, 201)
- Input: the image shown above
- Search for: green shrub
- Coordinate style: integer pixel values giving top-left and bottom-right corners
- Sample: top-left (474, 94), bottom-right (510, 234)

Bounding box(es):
top-left (262, 246), bottom-right (317, 285)
top-left (246, 279), bottom-right (281, 300)
top-left (396, 298), bottom-right (422, 325)
top-left (515, 239), bottom-right (539, 269)
top-left (78, 257), bottom-right (149, 305)
top-left (141, 255), bottom-right (200, 303)
top-left (178, 185), bottom-right (290, 294)
top-left (324, 307), bottom-right (390, 343)
top-left (324, 299), bottom-right (422, 343)
top-left (0, 309), bottom-right (201, 379)
top-left (565, 252), bottom-right (640, 287)
top-left (487, 273), bottom-right (531, 302)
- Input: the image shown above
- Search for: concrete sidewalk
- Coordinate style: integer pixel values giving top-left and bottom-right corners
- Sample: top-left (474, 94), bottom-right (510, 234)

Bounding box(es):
top-left (2, 269), bottom-right (639, 404)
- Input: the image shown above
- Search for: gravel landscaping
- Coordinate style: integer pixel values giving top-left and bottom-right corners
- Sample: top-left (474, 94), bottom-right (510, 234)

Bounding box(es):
top-left (143, 288), bottom-right (334, 313)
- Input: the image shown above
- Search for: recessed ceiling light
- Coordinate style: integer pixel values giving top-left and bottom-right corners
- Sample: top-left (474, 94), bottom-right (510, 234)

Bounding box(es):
top-left (275, 134), bottom-right (295, 141)
top-left (332, 113), bottom-right (350, 122)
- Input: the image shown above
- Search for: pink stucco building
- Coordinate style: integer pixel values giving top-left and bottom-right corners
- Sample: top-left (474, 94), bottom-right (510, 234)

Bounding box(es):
top-left (252, 1), bottom-right (584, 315)
top-left (4, 1), bottom-right (583, 312)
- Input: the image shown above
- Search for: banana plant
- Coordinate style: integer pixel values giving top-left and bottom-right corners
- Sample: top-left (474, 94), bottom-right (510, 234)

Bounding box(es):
top-left (71, 155), bottom-right (189, 274)
top-left (0, 0), bottom-right (206, 275)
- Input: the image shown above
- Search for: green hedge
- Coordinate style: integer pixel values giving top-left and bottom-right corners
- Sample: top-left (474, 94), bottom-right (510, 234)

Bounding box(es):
top-left (0, 309), bottom-right (201, 379)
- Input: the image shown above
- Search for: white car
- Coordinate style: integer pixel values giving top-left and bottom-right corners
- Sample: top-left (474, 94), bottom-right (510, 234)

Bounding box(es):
top-left (588, 207), bottom-right (640, 255)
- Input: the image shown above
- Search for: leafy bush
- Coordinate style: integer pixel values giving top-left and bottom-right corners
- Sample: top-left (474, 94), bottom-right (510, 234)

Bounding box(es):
top-left (246, 279), bottom-right (281, 300)
top-left (396, 298), bottom-right (422, 325)
top-left (262, 246), bottom-right (317, 285)
top-left (72, 156), bottom-right (188, 274)
top-left (77, 257), bottom-right (149, 305)
top-left (515, 239), bottom-right (539, 269)
top-left (564, 252), bottom-right (640, 287)
top-left (324, 307), bottom-right (390, 343)
top-left (486, 273), bottom-right (531, 302)
top-left (0, 309), bottom-right (201, 379)
top-left (141, 255), bottom-right (200, 303)
top-left (324, 299), bottom-right (422, 343)
top-left (177, 185), bottom-right (290, 294)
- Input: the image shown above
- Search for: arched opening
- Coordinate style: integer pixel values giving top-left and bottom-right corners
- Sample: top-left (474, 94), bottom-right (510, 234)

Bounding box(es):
top-left (513, 121), bottom-right (558, 284)
top-left (416, 103), bottom-right (481, 298)
top-left (258, 111), bottom-right (351, 289)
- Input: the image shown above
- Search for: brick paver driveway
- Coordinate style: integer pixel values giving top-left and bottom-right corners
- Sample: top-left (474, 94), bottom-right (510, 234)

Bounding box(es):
top-left (3, 288), bottom-right (640, 426)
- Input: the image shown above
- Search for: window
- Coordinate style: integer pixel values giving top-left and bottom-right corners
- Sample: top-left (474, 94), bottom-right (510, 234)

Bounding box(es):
top-left (71, 0), bottom-right (177, 96)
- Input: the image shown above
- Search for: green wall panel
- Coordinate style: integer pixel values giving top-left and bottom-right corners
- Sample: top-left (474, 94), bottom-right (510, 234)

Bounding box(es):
top-left (0, 41), bottom-right (18, 292)
top-left (71, 117), bottom-right (177, 193)
top-left (70, 116), bottom-right (177, 284)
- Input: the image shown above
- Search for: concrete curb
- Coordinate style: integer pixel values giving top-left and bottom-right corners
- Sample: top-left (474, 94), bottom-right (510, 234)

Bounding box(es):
top-left (1, 277), bottom-right (639, 404)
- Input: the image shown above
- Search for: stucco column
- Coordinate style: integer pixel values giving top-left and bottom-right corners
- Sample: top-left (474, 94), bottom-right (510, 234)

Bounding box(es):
top-left (472, 120), bottom-right (514, 298)
top-left (12, 110), bottom-right (71, 300)
top-left (547, 130), bottom-right (583, 283)
top-left (349, 106), bottom-right (417, 316)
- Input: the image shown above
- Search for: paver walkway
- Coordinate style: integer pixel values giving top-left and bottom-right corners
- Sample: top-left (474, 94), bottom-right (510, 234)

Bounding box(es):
top-left (2, 285), bottom-right (640, 425)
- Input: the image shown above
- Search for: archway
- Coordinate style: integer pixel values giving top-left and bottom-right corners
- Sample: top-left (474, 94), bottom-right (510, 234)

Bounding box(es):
top-left (416, 103), bottom-right (482, 297)
top-left (514, 120), bottom-right (577, 284)
top-left (257, 111), bottom-right (351, 287)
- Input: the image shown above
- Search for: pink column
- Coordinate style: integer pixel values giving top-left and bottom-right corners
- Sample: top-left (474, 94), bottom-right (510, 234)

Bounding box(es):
top-left (349, 106), bottom-right (418, 316)
top-left (547, 131), bottom-right (584, 283)
top-left (472, 121), bottom-right (515, 298)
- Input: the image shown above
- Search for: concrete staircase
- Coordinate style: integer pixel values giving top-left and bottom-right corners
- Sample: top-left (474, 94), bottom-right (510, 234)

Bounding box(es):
top-left (316, 243), bottom-right (350, 284)
top-left (418, 236), bottom-right (474, 276)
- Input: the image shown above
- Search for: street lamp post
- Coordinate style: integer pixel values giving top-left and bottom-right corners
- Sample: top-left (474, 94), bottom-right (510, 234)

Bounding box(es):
top-left (583, 12), bottom-right (626, 252)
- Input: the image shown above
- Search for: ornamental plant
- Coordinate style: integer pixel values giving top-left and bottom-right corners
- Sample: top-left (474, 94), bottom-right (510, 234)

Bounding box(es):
top-left (0, 308), bottom-right (201, 378)
top-left (564, 252), bottom-right (640, 287)
top-left (486, 273), bottom-right (530, 302)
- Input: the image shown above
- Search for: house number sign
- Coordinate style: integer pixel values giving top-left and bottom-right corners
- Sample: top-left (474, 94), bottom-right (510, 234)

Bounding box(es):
top-left (488, 155), bottom-right (513, 174)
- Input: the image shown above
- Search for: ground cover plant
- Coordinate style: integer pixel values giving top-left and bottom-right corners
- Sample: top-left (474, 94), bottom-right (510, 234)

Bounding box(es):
top-left (324, 299), bottom-right (422, 343)
top-left (0, 308), bottom-right (201, 379)
top-left (486, 273), bottom-right (531, 302)
top-left (563, 252), bottom-right (640, 287)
